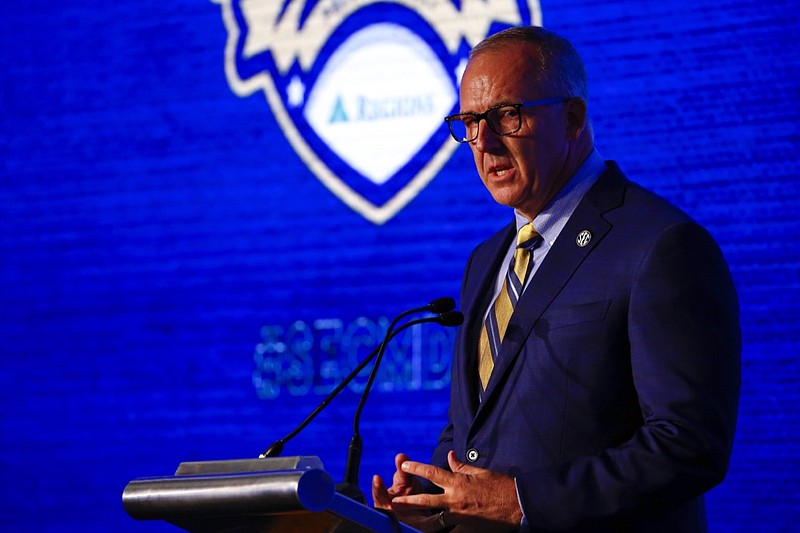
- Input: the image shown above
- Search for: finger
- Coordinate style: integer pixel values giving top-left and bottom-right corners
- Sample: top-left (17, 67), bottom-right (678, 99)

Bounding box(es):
top-left (418, 513), bottom-right (448, 533)
top-left (395, 452), bottom-right (411, 470)
top-left (372, 475), bottom-right (392, 509)
top-left (446, 450), bottom-right (464, 472)
top-left (392, 453), bottom-right (414, 489)
top-left (385, 453), bottom-right (421, 498)
top-left (446, 449), bottom-right (483, 475)
top-left (400, 459), bottom-right (453, 488)
top-left (390, 492), bottom-right (442, 511)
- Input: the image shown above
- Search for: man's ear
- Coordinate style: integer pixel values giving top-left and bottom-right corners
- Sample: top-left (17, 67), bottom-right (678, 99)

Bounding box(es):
top-left (565, 97), bottom-right (588, 139)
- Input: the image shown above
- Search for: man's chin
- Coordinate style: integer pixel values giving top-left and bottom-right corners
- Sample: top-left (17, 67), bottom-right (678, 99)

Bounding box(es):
top-left (486, 185), bottom-right (522, 209)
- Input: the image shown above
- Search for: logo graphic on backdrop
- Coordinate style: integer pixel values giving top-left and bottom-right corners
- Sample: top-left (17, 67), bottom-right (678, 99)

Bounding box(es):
top-left (213, 0), bottom-right (541, 224)
top-left (252, 316), bottom-right (456, 399)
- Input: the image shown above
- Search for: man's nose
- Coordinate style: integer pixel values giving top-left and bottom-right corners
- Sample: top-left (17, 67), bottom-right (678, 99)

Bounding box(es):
top-left (473, 120), bottom-right (503, 152)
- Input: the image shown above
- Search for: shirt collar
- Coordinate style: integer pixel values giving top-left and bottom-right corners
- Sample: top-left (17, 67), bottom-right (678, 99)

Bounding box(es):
top-left (514, 150), bottom-right (606, 244)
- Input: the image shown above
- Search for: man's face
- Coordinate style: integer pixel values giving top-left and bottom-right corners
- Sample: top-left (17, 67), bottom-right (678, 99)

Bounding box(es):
top-left (460, 44), bottom-right (579, 220)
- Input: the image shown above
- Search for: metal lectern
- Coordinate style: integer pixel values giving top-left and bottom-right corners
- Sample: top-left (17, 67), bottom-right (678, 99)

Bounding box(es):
top-left (122, 456), bottom-right (420, 533)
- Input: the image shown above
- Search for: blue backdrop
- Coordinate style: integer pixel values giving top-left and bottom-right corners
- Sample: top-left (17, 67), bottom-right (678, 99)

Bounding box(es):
top-left (2, 0), bottom-right (799, 531)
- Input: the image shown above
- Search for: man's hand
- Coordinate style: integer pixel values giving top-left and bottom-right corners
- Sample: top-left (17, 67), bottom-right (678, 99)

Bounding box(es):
top-left (373, 453), bottom-right (444, 532)
top-left (374, 450), bottom-right (523, 532)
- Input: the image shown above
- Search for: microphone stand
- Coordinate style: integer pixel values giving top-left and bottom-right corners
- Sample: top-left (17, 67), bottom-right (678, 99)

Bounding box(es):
top-left (339, 310), bottom-right (463, 500)
top-left (259, 298), bottom-right (456, 459)
top-left (260, 316), bottom-right (426, 458)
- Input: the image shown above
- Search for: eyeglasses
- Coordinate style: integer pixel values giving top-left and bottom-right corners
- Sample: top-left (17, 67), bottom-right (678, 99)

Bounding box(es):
top-left (444, 97), bottom-right (569, 143)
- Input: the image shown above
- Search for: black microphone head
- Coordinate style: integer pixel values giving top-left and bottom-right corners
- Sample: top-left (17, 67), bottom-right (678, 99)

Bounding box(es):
top-left (438, 311), bottom-right (464, 327)
top-left (428, 297), bottom-right (455, 314)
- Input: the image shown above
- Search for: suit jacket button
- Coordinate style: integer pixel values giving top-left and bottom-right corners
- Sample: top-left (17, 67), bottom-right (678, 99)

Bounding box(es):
top-left (466, 448), bottom-right (480, 462)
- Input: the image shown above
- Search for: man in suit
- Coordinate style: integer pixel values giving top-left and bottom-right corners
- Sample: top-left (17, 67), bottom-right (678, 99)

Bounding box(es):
top-left (372, 26), bottom-right (740, 532)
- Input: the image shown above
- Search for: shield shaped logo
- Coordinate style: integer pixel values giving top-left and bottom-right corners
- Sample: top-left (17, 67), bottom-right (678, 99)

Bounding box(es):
top-left (212, 0), bottom-right (542, 224)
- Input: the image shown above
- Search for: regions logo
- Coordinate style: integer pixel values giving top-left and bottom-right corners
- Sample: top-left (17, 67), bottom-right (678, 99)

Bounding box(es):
top-left (213, 0), bottom-right (542, 224)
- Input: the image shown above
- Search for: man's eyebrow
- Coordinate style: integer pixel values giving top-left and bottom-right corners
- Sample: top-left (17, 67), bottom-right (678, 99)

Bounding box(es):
top-left (460, 100), bottom-right (518, 114)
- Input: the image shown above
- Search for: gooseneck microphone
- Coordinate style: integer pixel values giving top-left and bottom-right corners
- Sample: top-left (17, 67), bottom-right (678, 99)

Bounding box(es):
top-left (259, 298), bottom-right (462, 462)
top-left (339, 299), bottom-right (462, 500)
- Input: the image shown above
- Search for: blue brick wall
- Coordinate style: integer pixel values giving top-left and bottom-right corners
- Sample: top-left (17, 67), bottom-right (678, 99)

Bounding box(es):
top-left (1, 0), bottom-right (798, 530)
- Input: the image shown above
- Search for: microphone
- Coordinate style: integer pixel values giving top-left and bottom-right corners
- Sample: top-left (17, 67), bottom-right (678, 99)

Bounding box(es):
top-left (437, 310), bottom-right (465, 327)
top-left (339, 303), bottom-right (462, 500)
top-left (259, 298), bottom-right (460, 460)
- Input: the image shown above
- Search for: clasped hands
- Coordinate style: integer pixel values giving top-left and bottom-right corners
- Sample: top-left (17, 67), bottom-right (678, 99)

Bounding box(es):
top-left (372, 450), bottom-right (523, 532)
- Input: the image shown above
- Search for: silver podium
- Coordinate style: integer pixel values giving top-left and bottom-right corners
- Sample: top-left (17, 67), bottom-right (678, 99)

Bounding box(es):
top-left (122, 456), bottom-right (420, 533)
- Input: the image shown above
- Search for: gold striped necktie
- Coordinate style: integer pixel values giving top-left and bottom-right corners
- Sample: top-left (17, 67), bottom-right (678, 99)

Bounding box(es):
top-left (478, 223), bottom-right (541, 392)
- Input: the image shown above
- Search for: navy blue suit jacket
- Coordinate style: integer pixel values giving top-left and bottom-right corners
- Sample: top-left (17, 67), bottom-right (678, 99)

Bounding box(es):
top-left (431, 162), bottom-right (740, 531)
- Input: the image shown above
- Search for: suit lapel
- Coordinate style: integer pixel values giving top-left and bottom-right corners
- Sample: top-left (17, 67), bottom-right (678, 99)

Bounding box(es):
top-left (476, 164), bottom-right (628, 413)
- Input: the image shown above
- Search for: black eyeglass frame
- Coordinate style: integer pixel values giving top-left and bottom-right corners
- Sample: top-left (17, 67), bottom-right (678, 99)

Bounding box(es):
top-left (444, 97), bottom-right (570, 143)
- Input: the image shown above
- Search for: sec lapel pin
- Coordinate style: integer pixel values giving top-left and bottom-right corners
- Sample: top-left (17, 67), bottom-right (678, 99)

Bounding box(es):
top-left (576, 230), bottom-right (592, 247)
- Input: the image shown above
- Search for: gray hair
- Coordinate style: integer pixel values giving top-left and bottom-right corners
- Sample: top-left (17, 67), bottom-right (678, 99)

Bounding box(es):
top-left (469, 26), bottom-right (589, 100)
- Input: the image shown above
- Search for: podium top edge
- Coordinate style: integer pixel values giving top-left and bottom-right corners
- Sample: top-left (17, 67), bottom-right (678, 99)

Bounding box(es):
top-left (174, 456), bottom-right (325, 476)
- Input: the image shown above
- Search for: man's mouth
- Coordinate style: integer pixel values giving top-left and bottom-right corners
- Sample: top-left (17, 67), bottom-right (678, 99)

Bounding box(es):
top-left (488, 164), bottom-right (514, 179)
